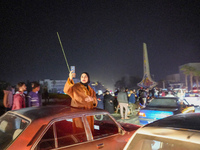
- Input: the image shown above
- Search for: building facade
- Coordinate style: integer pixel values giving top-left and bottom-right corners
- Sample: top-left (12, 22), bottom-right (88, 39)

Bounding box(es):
top-left (164, 62), bottom-right (200, 90)
top-left (39, 79), bottom-right (106, 93)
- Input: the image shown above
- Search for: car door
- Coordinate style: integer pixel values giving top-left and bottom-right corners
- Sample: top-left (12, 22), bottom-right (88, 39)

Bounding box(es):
top-left (68, 114), bottom-right (129, 150)
top-left (58, 114), bottom-right (128, 150)
top-left (33, 114), bottom-right (128, 150)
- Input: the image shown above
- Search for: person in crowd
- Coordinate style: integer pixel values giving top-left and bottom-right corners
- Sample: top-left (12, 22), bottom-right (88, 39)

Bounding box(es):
top-left (96, 90), bottom-right (104, 109)
top-left (113, 89), bottom-right (119, 112)
top-left (43, 86), bottom-right (49, 105)
top-left (12, 82), bottom-right (27, 110)
top-left (177, 89), bottom-right (185, 100)
top-left (125, 88), bottom-right (129, 99)
top-left (165, 91), bottom-right (175, 97)
top-left (134, 89), bottom-right (139, 110)
top-left (158, 88), bottom-right (162, 97)
top-left (63, 71), bottom-right (97, 132)
top-left (161, 90), bottom-right (166, 97)
top-left (154, 87), bottom-right (159, 98)
top-left (149, 88), bottom-right (155, 99)
top-left (136, 88), bottom-right (140, 98)
top-left (117, 88), bottom-right (129, 119)
top-left (27, 81), bottom-right (42, 107)
top-left (11, 86), bottom-right (15, 95)
top-left (140, 88), bottom-right (147, 107)
top-left (3, 85), bottom-right (13, 111)
top-left (104, 90), bottom-right (114, 114)
top-left (138, 87), bottom-right (143, 105)
top-left (128, 89), bottom-right (137, 115)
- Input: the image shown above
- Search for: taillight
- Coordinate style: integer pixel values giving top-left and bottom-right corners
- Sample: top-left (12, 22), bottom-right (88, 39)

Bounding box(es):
top-left (139, 112), bottom-right (146, 117)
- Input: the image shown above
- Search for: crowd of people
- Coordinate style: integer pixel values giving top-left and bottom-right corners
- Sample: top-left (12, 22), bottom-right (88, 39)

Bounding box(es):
top-left (3, 81), bottom-right (43, 113)
top-left (95, 88), bottom-right (138, 119)
top-left (95, 87), bottom-right (188, 119)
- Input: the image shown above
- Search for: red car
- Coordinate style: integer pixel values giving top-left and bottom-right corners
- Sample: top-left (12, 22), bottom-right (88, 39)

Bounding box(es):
top-left (0, 105), bottom-right (140, 150)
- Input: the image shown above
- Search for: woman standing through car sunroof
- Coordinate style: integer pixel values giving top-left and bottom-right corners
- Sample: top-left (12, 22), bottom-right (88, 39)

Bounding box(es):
top-left (63, 71), bottom-right (97, 109)
top-left (63, 71), bottom-right (97, 132)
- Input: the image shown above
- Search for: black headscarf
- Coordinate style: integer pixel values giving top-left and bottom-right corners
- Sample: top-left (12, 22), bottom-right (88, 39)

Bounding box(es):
top-left (80, 72), bottom-right (90, 88)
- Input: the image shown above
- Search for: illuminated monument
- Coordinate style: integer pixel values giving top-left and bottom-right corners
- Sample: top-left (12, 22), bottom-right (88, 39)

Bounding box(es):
top-left (137, 43), bottom-right (157, 88)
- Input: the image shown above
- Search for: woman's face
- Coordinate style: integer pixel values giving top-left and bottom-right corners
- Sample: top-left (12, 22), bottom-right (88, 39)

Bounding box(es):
top-left (81, 73), bottom-right (88, 84)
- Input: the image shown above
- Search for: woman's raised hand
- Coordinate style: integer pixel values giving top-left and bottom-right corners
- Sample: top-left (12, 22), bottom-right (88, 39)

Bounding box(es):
top-left (69, 71), bottom-right (76, 80)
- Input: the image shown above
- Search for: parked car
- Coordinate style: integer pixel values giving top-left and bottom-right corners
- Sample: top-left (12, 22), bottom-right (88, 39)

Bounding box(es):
top-left (0, 105), bottom-right (140, 150)
top-left (139, 97), bottom-right (195, 125)
top-left (185, 92), bottom-right (200, 106)
top-left (124, 113), bottom-right (200, 150)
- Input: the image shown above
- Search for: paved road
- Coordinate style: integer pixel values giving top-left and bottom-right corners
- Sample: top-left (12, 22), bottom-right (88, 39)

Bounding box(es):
top-left (111, 113), bottom-right (141, 125)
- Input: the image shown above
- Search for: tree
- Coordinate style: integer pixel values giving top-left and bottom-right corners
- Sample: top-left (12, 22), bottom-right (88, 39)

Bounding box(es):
top-left (194, 70), bottom-right (200, 91)
top-left (188, 66), bottom-right (196, 91)
top-left (180, 65), bottom-right (190, 91)
top-left (181, 65), bottom-right (196, 91)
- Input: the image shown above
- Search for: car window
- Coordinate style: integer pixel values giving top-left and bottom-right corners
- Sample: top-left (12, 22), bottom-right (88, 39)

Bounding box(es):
top-left (147, 99), bottom-right (177, 107)
top-left (126, 133), bottom-right (200, 150)
top-left (91, 114), bottom-right (119, 139)
top-left (0, 113), bottom-right (29, 149)
top-left (36, 117), bottom-right (87, 150)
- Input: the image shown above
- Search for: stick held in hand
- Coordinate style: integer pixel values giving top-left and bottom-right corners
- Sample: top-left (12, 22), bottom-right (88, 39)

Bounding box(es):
top-left (57, 32), bottom-right (70, 72)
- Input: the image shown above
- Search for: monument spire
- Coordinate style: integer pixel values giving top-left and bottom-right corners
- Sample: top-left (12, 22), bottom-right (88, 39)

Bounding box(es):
top-left (137, 43), bottom-right (157, 88)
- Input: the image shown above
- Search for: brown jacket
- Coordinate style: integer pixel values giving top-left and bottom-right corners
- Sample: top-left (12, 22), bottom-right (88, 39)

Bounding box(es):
top-left (63, 78), bottom-right (97, 109)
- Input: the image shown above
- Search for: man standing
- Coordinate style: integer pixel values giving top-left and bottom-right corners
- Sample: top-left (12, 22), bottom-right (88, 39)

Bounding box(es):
top-left (117, 88), bottom-right (129, 119)
top-left (128, 89), bottom-right (137, 115)
top-left (140, 88), bottom-right (147, 107)
top-left (12, 82), bottom-right (27, 110)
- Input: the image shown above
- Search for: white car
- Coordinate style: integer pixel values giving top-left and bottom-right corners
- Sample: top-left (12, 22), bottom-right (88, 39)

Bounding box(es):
top-left (124, 113), bottom-right (200, 150)
top-left (184, 92), bottom-right (200, 106)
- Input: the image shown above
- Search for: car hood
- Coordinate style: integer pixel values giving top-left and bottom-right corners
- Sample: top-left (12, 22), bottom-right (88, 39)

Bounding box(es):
top-left (139, 108), bottom-right (178, 120)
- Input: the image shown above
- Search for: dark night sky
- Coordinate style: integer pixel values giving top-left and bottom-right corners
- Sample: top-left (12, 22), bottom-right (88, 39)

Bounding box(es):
top-left (1, 0), bottom-right (200, 90)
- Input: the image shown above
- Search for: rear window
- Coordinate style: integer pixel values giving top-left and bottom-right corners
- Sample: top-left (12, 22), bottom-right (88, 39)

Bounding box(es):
top-left (147, 98), bottom-right (177, 107)
top-left (126, 133), bottom-right (200, 150)
top-left (0, 113), bottom-right (30, 149)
